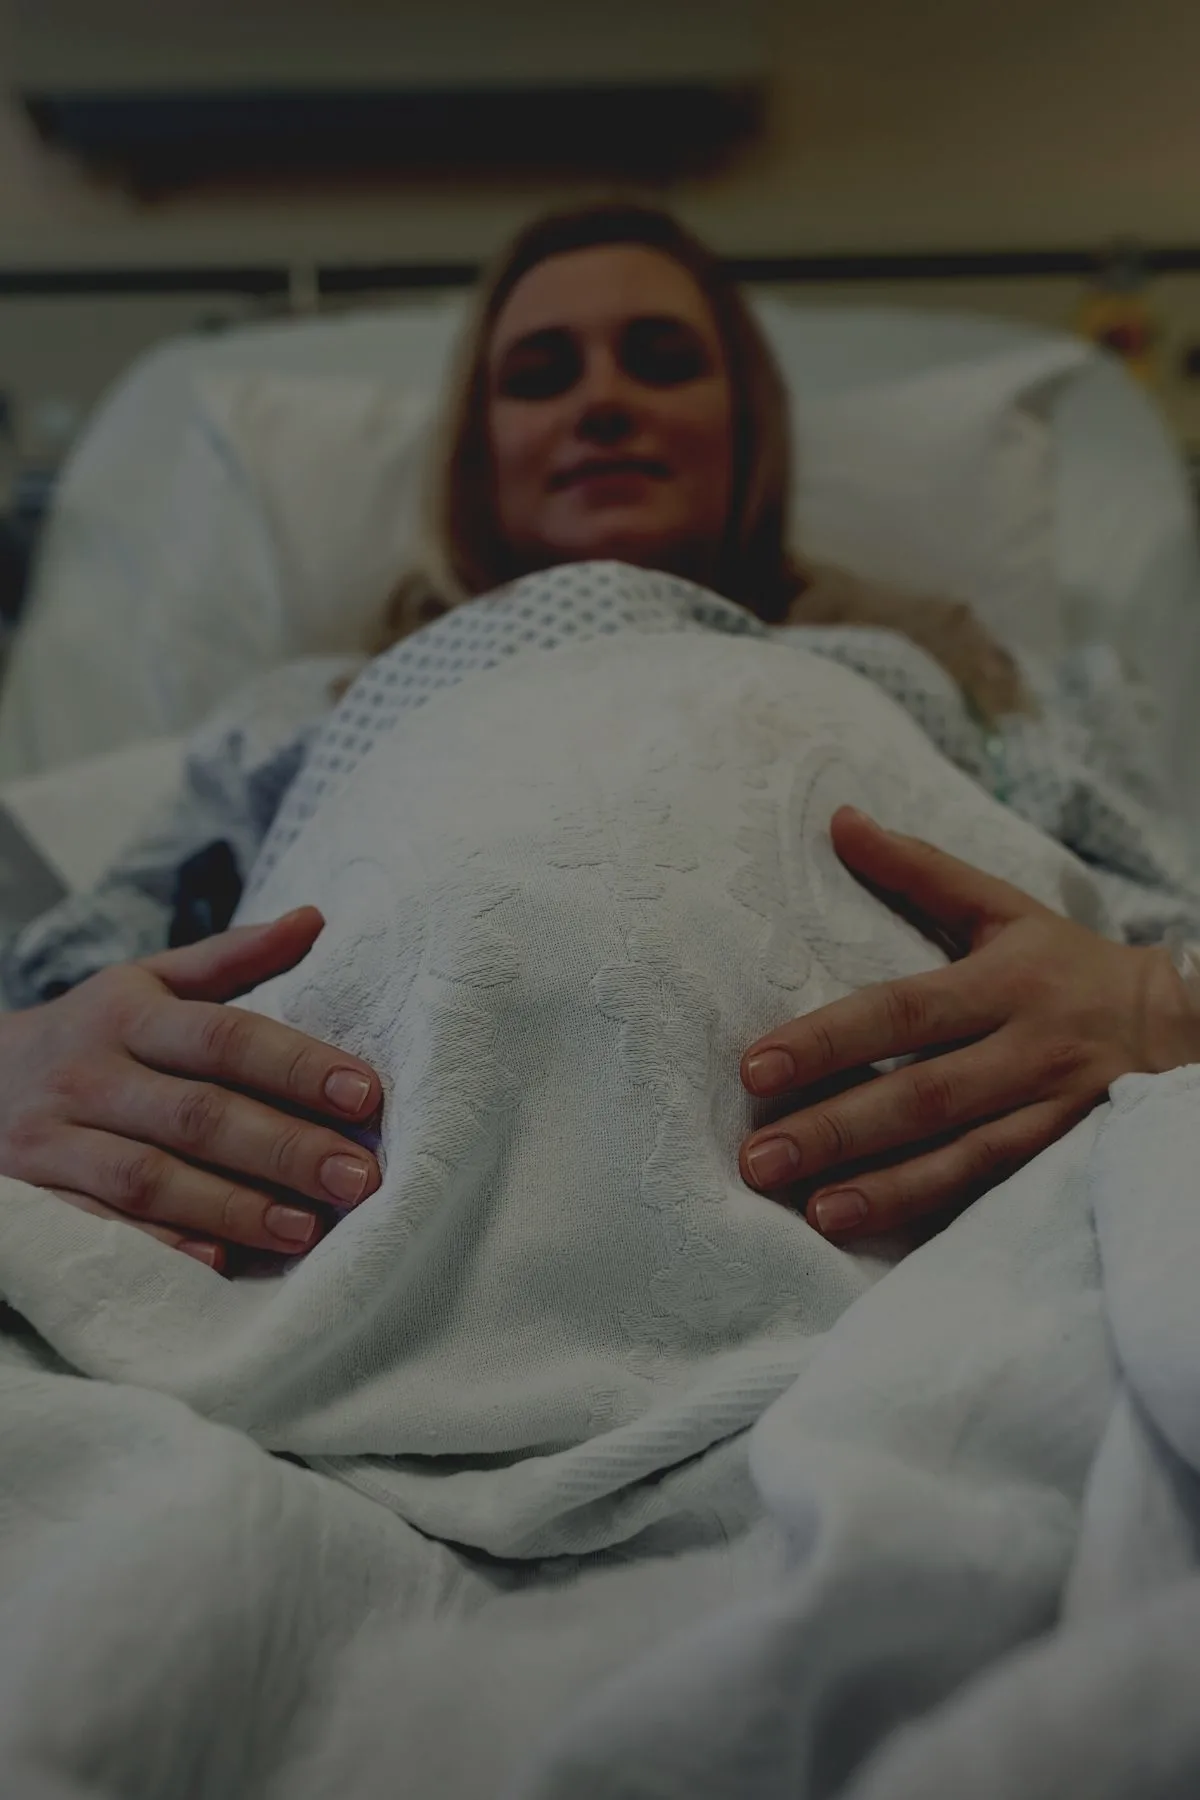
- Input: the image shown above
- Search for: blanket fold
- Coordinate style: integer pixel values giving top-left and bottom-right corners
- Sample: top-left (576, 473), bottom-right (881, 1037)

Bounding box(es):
top-left (0, 586), bottom-right (1106, 1557)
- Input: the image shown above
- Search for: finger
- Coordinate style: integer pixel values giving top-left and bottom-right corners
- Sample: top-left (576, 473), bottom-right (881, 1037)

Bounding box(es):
top-left (142, 907), bottom-right (326, 1003)
top-left (49, 1189), bottom-right (227, 1272)
top-left (803, 1098), bottom-right (1079, 1239)
top-left (90, 1064), bottom-right (379, 1213)
top-left (29, 1128), bottom-right (324, 1255)
top-left (741, 1026), bottom-right (1036, 1189)
top-left (742, 966), bottom-right (996, 1096)
top-left (125, 998), bottom-right (381, 1126)
top-left (830, 808), bottom-right (1052, 947)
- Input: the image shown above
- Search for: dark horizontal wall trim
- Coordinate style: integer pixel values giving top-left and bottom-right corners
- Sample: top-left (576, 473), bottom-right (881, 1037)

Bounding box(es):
top-left (317, 262), bottom-right (480, 295)
top-left (6, 245), bottom-right (1200, 299)
top-left (731, 250), bottom-right (1103, 281)
top-left (729, 246), bottom-right (1200, 281)
top-left (0, 266), bottom-right (291, 297)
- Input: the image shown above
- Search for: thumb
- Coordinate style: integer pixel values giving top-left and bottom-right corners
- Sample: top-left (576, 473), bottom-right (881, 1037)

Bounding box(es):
top-left (140, 906), bottom-right (325, 1002)
top-left (830, 807), bottom-right (1049, 950)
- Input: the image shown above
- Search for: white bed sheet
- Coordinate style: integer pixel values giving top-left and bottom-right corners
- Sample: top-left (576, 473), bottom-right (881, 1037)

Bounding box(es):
top-left (1, 736), bottom-right (184, 894)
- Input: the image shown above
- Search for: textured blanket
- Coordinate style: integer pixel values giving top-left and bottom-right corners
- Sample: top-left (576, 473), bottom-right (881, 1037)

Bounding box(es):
top-left (1, 571), bottom-right (1199, 1795)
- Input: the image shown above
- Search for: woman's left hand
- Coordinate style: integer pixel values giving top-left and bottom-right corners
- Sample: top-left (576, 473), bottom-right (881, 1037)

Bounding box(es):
top-left (739, 807), bottom-right (1200, 1240)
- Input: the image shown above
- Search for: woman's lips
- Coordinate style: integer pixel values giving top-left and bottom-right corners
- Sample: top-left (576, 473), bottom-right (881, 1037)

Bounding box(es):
top-left (551, 457), bottom-right (670, 490)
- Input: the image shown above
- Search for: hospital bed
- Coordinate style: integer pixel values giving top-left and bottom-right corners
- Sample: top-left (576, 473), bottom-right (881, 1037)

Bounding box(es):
top-left (3, 291), bottom-right (1200, 1800)
top-left (0, 291), bottom-right (1198, 907)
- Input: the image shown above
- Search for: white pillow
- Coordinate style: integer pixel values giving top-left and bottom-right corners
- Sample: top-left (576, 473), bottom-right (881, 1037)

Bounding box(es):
top-left (9, 297), bottom-right (1190, 787)
top-left (140, 374), bottom-right (431, 731)
top-left (792, 338), bottom-right (1089, 659)
top-left (148, 336), bottom-right (1087, 721)
top-left (201, 371), bottom-right (431, 655)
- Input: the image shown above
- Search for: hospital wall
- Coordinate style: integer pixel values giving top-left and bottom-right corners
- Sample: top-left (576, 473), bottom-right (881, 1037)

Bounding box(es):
top-left (3, 0), bottom-right (1200, 453)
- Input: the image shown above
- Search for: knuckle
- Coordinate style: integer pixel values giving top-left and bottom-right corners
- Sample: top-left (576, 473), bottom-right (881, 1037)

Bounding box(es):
top-left (810, 1109), bottom-right (857, 1166)
top-left (40, 1059), bottom-right (88, 1108)
top-left (908, 1066), bottom-right (959, 1131)
top-left (883, 982), bottom-right (932, 1042)
top-left (109, 1148), bottom-right (169, 1217)
top-left (1038, 1036), bottom-right (1089, 1091)
top-left (265, 1121), bottom-right (308, 1184)
top-left (0, 1114), bottom-right (51, 1171)
top-left (170, 1084), bottom-right (229, 1152)
top-left (282, 1043), bottom-right (322, 1104)
top-left (803, 1018), bottom-right (839, 1074)
top-left (961, 1132), bottom-right (1019, 1197)
top-left (216, 1183), bottom-right (253, 1241)
top-left (198, 1007), bottom-right (254, 1070)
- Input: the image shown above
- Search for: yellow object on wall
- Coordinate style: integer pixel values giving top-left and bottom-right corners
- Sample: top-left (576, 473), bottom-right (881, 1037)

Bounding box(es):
top-left (1076, 246), bottom-right (1158, 385)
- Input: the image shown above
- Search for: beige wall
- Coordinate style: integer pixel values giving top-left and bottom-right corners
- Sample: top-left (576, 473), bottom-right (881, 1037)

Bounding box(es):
top-left (3, 0), bottom-right (1200, 446)
top-left (4, 0), bottom-right (1200, 260)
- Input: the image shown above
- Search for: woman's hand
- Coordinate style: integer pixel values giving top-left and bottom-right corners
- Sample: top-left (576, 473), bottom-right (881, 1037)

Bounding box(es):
top-left (739, 807), bottom-right (1198, 1240)
top-left (0, 907), bottom-right (382, 1273)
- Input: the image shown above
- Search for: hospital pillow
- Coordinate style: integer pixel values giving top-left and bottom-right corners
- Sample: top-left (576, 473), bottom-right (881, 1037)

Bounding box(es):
top-left (0, 301), bottom-right (466, 780)
top-left (138, 333), bottom-right (1083, 733)
top-left (138, 375), bottom-right (429, 734)
top-left (2, 296), bottom-right (1196, 792)
top-left (793, 338), bottom-right (1087, 659)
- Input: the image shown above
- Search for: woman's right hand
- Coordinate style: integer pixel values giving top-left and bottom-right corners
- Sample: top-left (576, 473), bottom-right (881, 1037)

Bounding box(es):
top-left (0, 907), bottom-right (382, 1274)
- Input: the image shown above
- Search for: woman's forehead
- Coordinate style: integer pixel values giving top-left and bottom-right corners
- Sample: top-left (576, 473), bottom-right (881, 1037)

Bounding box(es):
top-left (490, 244), bottom-right (718, 356)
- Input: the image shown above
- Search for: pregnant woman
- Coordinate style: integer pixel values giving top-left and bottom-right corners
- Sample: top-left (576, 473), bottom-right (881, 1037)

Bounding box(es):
top-left (1, 201), bottom-right (1199, 1800)
top-left (0, 199), bottom-right (1195, 1282)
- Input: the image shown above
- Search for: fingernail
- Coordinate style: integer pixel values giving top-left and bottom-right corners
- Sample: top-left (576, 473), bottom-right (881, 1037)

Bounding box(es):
top-left (324, 1069), bottom-right (373, 1114)
top-left (320, 1153), bottom-right (371, 1207)
top-left (265, 1204), bottom-right (318, 1247)
top-left (178, 1240), bottom-right (221, 1268)
top-left (745, 1136), bottom-right (801, 1188)
top-left (812, 1190), bottom-right (869, 1236)
top-left (745, 1047), bottom-right (796, 1093)
top-left (840, 806), bottom-right (889, 834)
top-left (272, 907), bottom-right (321, 931)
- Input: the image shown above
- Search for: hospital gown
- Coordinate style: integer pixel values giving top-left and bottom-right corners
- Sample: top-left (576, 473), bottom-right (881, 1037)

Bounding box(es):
top-left (2, 564), bottom-right (1197, 1008)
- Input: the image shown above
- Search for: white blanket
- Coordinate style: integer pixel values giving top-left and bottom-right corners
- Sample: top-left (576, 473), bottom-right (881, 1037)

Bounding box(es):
top-left (1, 608), bottom-right (1198, 1795)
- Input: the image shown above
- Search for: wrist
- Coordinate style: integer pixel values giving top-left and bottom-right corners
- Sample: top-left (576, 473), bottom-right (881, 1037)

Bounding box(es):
top-left (1141, 937), bottom-right (1200, 1076)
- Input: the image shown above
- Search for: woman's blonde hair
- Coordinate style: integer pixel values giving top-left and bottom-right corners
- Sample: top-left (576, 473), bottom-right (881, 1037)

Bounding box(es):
top-left (373, 200), bottom-right (801, 651)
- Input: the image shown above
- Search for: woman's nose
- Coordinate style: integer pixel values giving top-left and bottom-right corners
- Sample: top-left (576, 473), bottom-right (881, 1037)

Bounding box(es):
top-left (578, 398), bottom-right (636, 447)
top-left (573, 354), bottom-right (639, 443)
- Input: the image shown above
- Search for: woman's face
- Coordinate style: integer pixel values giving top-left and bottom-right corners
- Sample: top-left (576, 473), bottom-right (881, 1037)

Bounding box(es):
top-left (485, 244), bottom-right (734, 584)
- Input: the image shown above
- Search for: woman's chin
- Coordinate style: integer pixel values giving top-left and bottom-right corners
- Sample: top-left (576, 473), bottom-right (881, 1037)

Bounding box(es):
top-left (541, 529), bottom-right (699, 578)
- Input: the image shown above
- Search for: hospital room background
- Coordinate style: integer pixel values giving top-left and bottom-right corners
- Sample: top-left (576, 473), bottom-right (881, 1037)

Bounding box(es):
top-left (0, 0), bottom-right (1199, 899)
top-left (7, 7), bottom-right (1200, 1797)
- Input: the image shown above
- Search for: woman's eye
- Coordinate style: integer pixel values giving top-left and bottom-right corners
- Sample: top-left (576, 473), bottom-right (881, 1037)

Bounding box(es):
top-left (622, 320), bottom-right (709, 387)
top-left (496, 338), bottom-right (580, 401)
